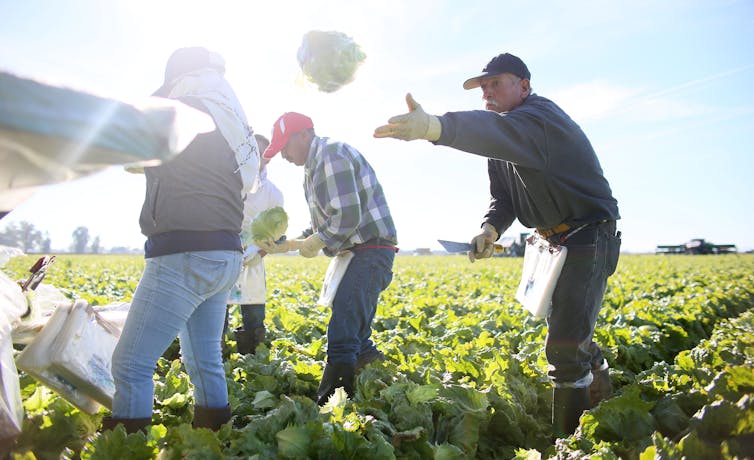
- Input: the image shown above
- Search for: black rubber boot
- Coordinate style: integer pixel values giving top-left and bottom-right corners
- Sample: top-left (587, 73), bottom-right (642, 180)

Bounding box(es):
top-left (589, 362), bottom-right (613, 407)
top-left (316, 362), bottom-right (355, 405)
top-left (355, 349), bottom-right (385, 373)
top-left (234, 326), bottom-right (265, 354)
top-left (234, 328), bottom-right (253, 354)
top-left (552, 387), bottom-right (591, 438)
top-left (193, 404), bottom-right (232, 431)
top-left (233, 326), bottom-right (267, 355)
top-left (1, 434), bottom-right (18, 458)
top-left (101, 416), bottom-right (151, 434)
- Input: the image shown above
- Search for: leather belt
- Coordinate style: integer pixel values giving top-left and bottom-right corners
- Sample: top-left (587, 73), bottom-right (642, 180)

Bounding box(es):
top-left (350, 238), bottom-right (399, 253)
top-left (536, 223), bottom-right (572, 238)
top-left (537, 219), bottom-right (614, 239)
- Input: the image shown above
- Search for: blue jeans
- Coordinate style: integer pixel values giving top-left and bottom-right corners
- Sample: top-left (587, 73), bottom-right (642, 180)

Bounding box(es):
top-left (328, 246), bottom-right (394, 365)
top-left (111, 250), bottom-right (241, 418)
top-left (545, 221), bottom-right (620, 387)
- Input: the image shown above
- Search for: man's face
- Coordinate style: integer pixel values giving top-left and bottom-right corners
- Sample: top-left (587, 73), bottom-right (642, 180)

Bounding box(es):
top-left (280, 131), bottom-right (309, 166)
top-left (479, 73), bottom-right (529, 113)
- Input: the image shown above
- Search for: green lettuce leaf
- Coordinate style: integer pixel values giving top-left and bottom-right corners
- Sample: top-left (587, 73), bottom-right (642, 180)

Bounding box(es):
top-left (250, 206), bottom-right (288, 243)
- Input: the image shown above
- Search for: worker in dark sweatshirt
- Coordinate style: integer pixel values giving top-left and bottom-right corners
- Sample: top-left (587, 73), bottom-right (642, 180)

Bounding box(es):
top-left (374, 52), bottom-right (621, 438)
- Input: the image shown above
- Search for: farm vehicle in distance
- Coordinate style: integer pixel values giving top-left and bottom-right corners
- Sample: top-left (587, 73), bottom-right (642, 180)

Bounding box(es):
top-left (656, 238), bottom-right (737, 255)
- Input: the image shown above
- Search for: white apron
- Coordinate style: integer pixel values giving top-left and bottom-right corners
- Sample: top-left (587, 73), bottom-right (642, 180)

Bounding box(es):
top-left (229, 257), bottom-right (266, 304)
top-left (229, 170), bottom-right (283, 305)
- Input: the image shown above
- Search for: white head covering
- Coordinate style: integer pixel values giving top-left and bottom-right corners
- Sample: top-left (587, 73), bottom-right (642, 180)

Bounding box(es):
top-left (167, 57), bottom-right (260, 195)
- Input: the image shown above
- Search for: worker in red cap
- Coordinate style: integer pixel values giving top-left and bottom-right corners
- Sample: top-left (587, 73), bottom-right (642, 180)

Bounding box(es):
top-left (258, 112), bottom-right (398, 405)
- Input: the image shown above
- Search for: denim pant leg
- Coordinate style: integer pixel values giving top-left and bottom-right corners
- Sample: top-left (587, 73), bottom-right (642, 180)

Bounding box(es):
top-left (545, 222), bottom-right (620, 387)
top-left (179, 287), bottom-right (238, 408)
top-left (111, 250), bottom-right (241, 418)
top-left (328, 248), bottom-right (394, 365)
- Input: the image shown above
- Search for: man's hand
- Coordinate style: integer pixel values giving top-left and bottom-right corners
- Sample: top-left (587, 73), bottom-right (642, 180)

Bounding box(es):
top-left (469, 223), bottom-right (499, 263)
top-left (299, 233), bottom-right (326, 258)
top-left (256, 239), bottom-right (302, 254)
top-left (373, 93), bottom-right (442, 141)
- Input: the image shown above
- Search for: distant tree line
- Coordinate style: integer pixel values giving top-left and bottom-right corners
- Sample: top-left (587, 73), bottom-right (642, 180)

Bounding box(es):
top-left (0, 221), bottom-right (140, 254)
top-left (0, 221), bottom-right (50, 253)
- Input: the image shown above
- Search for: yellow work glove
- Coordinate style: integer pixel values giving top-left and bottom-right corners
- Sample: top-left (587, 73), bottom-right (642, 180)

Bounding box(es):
top-left (373, 93), bottom-right (442, 141)
top-left (469, 223), bottom-right (499, 263)
top-left (255, 238), bottom-right (302, 254)
top-left (299, 233), bottom-right (326, 258)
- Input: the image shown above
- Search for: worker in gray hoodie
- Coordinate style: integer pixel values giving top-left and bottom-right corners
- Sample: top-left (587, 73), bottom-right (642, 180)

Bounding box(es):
top-left (106, 47), bottom-right (258, 434)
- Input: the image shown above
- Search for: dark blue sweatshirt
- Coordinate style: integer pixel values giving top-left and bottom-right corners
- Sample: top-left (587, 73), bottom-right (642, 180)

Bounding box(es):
top-left (435, 94), bottom-right (619, 234)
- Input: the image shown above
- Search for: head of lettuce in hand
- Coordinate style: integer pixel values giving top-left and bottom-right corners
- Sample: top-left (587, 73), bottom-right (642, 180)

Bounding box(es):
top-left (251, 207), bottom-right (288, 247)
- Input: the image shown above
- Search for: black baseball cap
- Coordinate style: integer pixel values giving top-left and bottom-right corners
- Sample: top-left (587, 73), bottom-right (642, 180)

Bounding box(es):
top-left (152, 47), bottom-right (225, 97)
top-left (462, 53), bottom-right (531, 90)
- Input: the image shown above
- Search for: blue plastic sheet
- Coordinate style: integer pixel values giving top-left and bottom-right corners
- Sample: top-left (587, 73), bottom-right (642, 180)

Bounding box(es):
top-left (0, 71), bottom-right (213, 211)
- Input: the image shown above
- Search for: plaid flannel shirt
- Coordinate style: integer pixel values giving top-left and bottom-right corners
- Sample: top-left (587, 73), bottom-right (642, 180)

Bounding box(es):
top-left (303, 136), bottom-right (396, 256)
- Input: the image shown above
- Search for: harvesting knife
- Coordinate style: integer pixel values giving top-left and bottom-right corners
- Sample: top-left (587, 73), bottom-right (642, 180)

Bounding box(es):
top-left (438, 239), bottom-right (504, 254)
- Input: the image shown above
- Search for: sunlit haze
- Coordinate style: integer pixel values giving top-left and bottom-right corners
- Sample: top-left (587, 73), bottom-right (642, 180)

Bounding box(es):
top-left (2, 0), bottom-right (753, 253)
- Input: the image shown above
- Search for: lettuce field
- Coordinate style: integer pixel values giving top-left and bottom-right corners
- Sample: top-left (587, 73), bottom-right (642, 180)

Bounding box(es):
top-left (3, 253), bottom-right (754, 459)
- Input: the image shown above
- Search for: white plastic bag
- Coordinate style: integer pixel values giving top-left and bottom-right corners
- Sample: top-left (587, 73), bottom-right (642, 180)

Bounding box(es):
top-left (49, 302), bottom-right (119, 408)
top-left (25, 283), bottom-right (70, 319)
top-left (317, 251), bottom-right (354, 307)
top-left (11, 283), bottom-right (72, 345)
top-left (229, 259), bottom-right (266, 305)
top-left (15, 299), bottom-right (119, 413)
top-left (15, 301), bottom-right (100, 413)
top-left (0, 245), bottom-right (24, 268)
top-left (0, 331), bottom-right (23, 443)
top-left (92, 302), bottom-right (130, 333)
top-left (515, 235), bottom-right (568, 318)
top-left (1, 269), bottom-right (28, 332)
top-left (17, 300), bottom-right (129, 341)
top-left (0, 262), bottom-right (26, 445)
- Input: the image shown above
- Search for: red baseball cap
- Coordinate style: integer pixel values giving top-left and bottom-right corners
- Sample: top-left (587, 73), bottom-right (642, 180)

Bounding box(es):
top-left (263, 112), bottom-right (314, 159)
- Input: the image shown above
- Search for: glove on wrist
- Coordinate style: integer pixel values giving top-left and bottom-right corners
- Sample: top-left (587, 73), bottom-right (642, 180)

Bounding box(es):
top-left (373, 93), bottom-right (442, 141)
top-left (299, 233), bottom-right (326, 258)
top-left (256, 238), bottom-right (301, 254)
top-left (469, 223), bottom-right (499, 263)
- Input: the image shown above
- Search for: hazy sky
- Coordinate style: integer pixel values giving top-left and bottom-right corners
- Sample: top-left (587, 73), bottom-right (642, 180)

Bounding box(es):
top-left (2, 0), bottom-right (753, 253)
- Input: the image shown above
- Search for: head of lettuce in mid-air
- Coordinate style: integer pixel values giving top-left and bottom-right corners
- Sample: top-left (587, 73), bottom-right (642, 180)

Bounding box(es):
top-left (251, 206), bottom-right (288, 245)
top-left (297, 30), bottom-right (366, 93)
